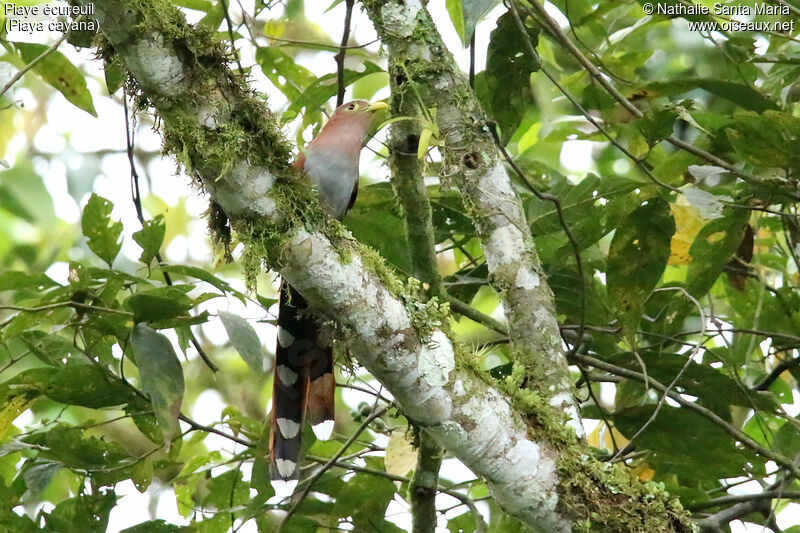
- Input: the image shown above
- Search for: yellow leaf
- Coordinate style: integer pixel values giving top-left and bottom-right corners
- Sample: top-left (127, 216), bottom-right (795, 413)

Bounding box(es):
top-left (0, 394), bottom-right (35, 439)
top-left (631, 463), bottom-right (655, 481)
top-left (587, 424), bottom-right (602, 448)
top-left (384, 431), bottom-right (417, 477)
top-left (418, 128), bottom-right (433, 159)
top-left (668, 201), bottom-right (705, 265)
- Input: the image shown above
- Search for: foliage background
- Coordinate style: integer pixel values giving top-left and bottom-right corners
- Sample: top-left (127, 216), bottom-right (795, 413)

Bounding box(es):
top-left (1, 0), bottom-right (800, 531)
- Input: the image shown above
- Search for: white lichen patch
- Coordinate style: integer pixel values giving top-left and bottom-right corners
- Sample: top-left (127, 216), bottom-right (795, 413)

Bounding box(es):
top-left (483, 224), bottom-right (525, 269)
top-left (408, 43), bottom-right (431, 62)
top-left (418, 330), bottom-right (455, 387)
top-left (380, 1), bottom-right (422, 38)
top-left (197, 104), bottom-right (226, 129)
top-left (426, 383), bottom-right (565, 531)
top-left (478, 161), bottom-right (516, 200)
top-left (127, 33), bottom-right (188, 96)
top-left (209, 163), bottom-right (278, 220)
top-left (515, 267), bottom-right (540, 290)
top-left (548, 390), bottom-right (584, 437)
top-left (505, 439), bottom-right (544, 480)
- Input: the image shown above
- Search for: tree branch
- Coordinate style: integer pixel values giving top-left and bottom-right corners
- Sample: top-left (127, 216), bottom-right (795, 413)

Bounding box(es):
top-left (387, 48), bottom-right (446, 531)
top-left (573, 353), bottom-right (800, 479)
top-left (361, 0), bottom-right (581, 432)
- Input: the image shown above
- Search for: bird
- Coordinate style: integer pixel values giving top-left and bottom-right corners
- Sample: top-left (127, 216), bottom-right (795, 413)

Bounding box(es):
top-left (269, 99), bottom-right (387, 483)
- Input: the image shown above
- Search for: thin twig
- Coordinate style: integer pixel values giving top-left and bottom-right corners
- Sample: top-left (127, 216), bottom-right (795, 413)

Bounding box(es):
top-left (468, 31), bottom-right (476, 88)
top-left (335, 0), bottom-right (355, 107)
top-left (506, 0), bottom-right (680, 194)
top-left (220, 0), bottom-right (245, 74)
top-left (755, 356), bottom-right (800, 391)
top-left (304, 455), bottom-right (488, 532)
top-left (0, 28), bottom-right (70, 98)
top-left (122, 91), bottom-right (219, 373)
top-left (517, 0), bottom-right (798, 198)
top-left (689, 490), bottom-right (800, 511)
top-left (0, 302), bottom-right (133, 318)
top-left (571, 353), bottom-right (800, 479)
top-left (610, 287), bottom-right (707, 460)
top-left (264, 35), bottom-right (380, 51)
top-left (446, 296), bottom-right (508, 335)
top-left (277, 404), bottom-right (391, 532)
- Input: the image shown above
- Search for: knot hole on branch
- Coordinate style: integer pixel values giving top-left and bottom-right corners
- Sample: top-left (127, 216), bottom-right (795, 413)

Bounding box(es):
top-left (404, 133), bottom-right (419, 153)
top-left (462, 152), bottom-right (480, 169)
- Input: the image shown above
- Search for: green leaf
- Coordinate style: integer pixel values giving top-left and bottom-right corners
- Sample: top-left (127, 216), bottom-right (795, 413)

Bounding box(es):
top-left (333, 467), bottom-right (397, 529)
top-left (121, 520), bottom-right (190, 533)
top-left (125, 399), bottom-right (163, 445)
top-left (202, 469), bottom-right (249, 509)
top-left (14, 43), bottom-right (97, 117)
top-left (255, 47), bottom-right (316, 102)
top-left (133, 215), bottom-right (166, 265)
top-left (103, 58), bottom-right (126, 94)
top-left (21, 425), bottom-right (128, 472)
top-left (606, 351), bottom-right (778, 413)
top-left (0, 270), bottom-right (58, 292)
top-left (130, 323), bottom-right (185, 449)
top-left (173, 0), bottom-right (214, 11)
top-left (218, 311), bottom-right (265, 373)
top-left (283, 61), bottom-right (383, 122)
top-left (43, 361), bottom-right (134, 408)
top-left (22, 460), bottom-right (61, 495)
top-left (724, 111), bottom-right (800, 169)
top-left (43, 490), bottom-right (116, 532)
top-left (525, 174), bottom-right (640, 241)
top-left (448, 511), bottom-right (477, 533)
top-left (611, 405), bottom-right (764, 481)
top-left (445, 0), bottom-right (466, 43)
top-left (0, 163), bottom-right (56, 224)
top-left (0, 509), bottom-right (37, 533)
top-left (642, 78), bottom-right (777, 113)
top-left (686, 208), bottom-right (749, 298)
top-left (125, 287), bottom-right (194, 322)
top-left (81, 193), bottom-right (123, 266)
top-left (473, 11), bottom-right (539, 143)
top-left (463, 0), bottom-right (499, 44)
top-left (637, 107), bottom-right (678, 146)
top-left (17, 331), bottom-right (83, 366)
top-left (158, 264), bottom-right (246, 303)
top-left (344, 183), bottom-right (412, 273)
top-left (607, 198), bottom-right (675, 331)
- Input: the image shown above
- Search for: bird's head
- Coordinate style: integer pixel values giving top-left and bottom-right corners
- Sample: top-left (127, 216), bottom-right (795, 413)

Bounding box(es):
top-left (321, 99), bottom-right (388, 141)
top-left (332, 99), bottom-right (388, 117)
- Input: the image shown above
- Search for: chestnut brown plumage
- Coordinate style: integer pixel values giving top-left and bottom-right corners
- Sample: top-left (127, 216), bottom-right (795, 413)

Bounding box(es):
top-left (269, 100), bottom-right (387, 482)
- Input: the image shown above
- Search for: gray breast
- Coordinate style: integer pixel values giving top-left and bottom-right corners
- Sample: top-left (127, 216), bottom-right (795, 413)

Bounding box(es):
top-left (303, 149), bottom-right (358, 220)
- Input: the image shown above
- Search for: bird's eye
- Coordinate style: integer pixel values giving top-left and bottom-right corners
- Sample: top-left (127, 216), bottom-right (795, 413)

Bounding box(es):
top-left (347, 104), bottom-right (356, 110)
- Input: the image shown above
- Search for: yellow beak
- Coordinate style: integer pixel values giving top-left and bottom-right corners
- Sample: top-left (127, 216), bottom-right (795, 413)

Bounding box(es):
top-left (364, 101), bottom-right (388, 113)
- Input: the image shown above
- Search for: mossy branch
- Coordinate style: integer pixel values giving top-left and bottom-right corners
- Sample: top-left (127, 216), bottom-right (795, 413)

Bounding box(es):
top-left (389, 67), bottom-right (446, 533)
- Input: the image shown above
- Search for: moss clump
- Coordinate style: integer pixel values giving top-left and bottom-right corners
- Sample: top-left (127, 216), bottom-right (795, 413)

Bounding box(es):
top-left (557, 450), bottom-right (693, 532)
top-left (398, 277), bottom-right (450, 343)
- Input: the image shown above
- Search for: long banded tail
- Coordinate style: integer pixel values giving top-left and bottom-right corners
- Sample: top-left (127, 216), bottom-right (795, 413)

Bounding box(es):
top-left (269, 282), bottom-right (335, 481)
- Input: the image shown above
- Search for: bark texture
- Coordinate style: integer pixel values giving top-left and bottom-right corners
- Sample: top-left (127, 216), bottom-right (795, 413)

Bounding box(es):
top-left (360, 1), bottom-right (585, 441)
top-left (77, 1), bottom-right (694, 530)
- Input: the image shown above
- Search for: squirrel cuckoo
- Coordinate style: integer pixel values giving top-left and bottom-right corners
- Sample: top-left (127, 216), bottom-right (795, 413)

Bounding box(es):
top-left (270, 100), bottom-right (387, 482)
